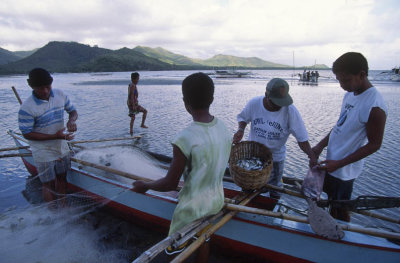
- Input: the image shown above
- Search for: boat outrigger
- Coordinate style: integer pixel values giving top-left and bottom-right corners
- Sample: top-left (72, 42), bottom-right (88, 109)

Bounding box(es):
top-left (6, 130), bottom-right (400, 263)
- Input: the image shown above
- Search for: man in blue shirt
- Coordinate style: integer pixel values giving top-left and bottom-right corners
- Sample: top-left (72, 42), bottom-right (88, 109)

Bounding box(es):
top-left (18, 68), bottom-right (78, 208)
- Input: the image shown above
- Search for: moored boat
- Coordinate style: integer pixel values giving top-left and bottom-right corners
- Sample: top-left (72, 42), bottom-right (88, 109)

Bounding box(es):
top-left (298, 70), bottom-right (319, 84)
top-left (214, 70), bottom-right (251, 78)
top-left (7, 130), bottom-right (400, 263)
top-left (391, 67), bottom-right (400, 82)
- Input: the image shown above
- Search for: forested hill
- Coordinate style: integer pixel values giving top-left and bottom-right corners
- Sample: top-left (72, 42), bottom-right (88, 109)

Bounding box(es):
top-left (0, 41), bottom-right (329, 74)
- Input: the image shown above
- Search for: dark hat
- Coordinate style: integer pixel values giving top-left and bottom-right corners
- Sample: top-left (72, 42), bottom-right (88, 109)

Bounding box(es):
top-left (266, 78), bottom-right (293, 107)
top-left (27, 68), bottom-right (53, 87)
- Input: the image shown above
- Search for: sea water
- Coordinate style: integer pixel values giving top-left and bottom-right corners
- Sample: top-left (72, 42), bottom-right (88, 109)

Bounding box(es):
top-left (0, 70), bottom-right (399, 262)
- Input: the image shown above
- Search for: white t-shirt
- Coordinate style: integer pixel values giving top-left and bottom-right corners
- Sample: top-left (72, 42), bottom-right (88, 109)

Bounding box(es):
top-left (327, 87), bottom-right (387, 181)
top-left (169, 117), bottom-right (232, 235)
top-left (237, 96), bottom-right (309, 162)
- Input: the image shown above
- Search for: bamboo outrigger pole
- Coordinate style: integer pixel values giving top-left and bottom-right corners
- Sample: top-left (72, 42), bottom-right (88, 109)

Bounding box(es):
top-left (71, 157), bottom-right (181, 191)
top-left (0, 153), bottom-right (32, 159)
top-left (132, 211), bottom-right (224, 263)
top-left (226, 203), bottom-right (400, 240)
top-left (0, 146), bottom-right (30, 152)
top-left (71, 157), bottom-right (153, 182)
top-left (11, 86), bottom-right (22, 105)
top-left (69, 136), bottom-right (141, 144)
top-left (267, 184), bottom-right (400, 225)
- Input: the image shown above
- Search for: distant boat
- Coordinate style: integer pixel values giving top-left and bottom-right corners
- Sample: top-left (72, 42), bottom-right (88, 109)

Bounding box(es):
top-left (215, 69), bottom-right (251, 78)
top-left (298, 70), bottom-right (319, 83)
top-left (391, 75), bottom-right (400, 82)
top-left (391, 67), bottom-right (400, 82)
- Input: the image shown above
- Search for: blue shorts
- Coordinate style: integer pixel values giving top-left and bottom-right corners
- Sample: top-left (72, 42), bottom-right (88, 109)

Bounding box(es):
top-left (36, 154), bottom-right (71, 183)
top-left (323, 173), bottom-right (354, 200)
top-left (267, 161), bottom-right (284, 199)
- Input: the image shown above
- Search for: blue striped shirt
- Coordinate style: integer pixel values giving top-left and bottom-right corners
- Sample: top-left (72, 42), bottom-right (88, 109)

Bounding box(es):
top-left (18, 89), bottom-right (76, 162)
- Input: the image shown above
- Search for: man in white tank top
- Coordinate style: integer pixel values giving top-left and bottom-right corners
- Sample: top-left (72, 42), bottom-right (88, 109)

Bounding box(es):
top-left (312, 52), bottom-right (387, 222)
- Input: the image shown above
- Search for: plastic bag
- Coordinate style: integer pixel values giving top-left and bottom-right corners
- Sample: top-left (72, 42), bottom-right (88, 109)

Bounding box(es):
top-left (301, 166), bottom-right (325, 200)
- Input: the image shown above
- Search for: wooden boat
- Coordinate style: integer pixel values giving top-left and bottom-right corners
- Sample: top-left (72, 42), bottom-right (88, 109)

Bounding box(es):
top-left (298, 71), bottom-right (319, 85)
top-left (215, 70), bottom-right (251, 78)
top-left (390, 68), bottom-right (400, 82)
top-left (7, 130), bottom-right (400, 263)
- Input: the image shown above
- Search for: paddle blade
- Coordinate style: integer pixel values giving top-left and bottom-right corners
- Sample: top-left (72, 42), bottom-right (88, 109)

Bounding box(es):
top-left (307, 198), bottom-right (345, 240)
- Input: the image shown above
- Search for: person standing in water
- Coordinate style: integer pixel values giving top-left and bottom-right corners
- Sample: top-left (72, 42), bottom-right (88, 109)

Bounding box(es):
top-left (127, 72), bottom-right (148, 135)
top-left (18, 68), bottom-right (78, 208)
top-left (312, 52), bottom-right (387, 222)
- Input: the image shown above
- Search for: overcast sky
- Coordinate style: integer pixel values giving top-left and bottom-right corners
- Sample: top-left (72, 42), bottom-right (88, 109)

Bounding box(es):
top-left (1, 0), bottom-right (399, 69)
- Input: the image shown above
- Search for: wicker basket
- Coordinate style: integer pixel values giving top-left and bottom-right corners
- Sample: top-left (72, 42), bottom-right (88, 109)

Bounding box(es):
top-left (229, 141), bottom-right (273, 191)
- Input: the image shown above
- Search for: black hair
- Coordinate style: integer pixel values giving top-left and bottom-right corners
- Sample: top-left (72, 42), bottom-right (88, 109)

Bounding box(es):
top-left (131, 72), bottom-right (140, 80)
top-left (332, 52), bottom-right (369, 76)
top-left (27, 68), bottom-right (53, 87)
top-left (182, 72), bottom-right (214, 109)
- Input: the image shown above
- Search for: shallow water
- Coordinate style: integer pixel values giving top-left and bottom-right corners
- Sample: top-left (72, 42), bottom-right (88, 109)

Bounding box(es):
top-left (0, 70), bottom-right (399, 262)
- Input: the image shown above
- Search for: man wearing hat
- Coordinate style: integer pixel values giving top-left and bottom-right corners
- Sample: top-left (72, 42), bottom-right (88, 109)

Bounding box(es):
top-left (233, 78), bottom-right (317, 199)
top-left (18, 68), bottom-right (78, 208)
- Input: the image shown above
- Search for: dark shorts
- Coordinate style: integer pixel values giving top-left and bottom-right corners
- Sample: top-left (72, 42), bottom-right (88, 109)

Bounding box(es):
top-left (128, 105), bottom-right (146, 117)
top-left (323, 173), bottom-right (354, 200)
top-left (36, 154), bottom-right (71, 183)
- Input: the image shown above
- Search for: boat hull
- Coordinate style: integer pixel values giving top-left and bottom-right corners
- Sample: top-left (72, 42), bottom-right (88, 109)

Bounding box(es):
top-left (9, 131), bottom-right (400, 263)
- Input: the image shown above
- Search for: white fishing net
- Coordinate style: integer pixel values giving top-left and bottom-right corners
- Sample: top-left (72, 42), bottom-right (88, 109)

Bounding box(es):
top-left (74, 146), bottom-right (167, 184)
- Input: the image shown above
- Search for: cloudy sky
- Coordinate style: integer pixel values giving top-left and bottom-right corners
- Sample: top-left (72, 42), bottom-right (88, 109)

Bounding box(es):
top-left (1, 0), bottom-right (399, 69)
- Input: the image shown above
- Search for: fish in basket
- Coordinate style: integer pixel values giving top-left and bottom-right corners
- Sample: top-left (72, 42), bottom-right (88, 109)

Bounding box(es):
top-left (229, 141), bottom-right (273, 191)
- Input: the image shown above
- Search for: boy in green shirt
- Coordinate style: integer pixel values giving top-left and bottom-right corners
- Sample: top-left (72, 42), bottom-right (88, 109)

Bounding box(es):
top-left (132, 72), bottom-right (232, 262)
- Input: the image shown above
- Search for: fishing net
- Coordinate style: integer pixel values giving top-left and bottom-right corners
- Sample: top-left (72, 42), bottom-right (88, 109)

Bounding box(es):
top-left (74, 145), bottom-right (167, 184)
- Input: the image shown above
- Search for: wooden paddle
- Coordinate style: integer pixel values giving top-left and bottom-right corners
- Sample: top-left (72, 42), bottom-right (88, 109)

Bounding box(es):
top-left (296, 174), bottom-right (345, 240)
top-left (306, 198), bottom-right (345, 240)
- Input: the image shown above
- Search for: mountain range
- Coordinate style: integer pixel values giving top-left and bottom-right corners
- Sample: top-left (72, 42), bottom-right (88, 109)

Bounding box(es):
top-left (0, 41), bottom-right (328, 74)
